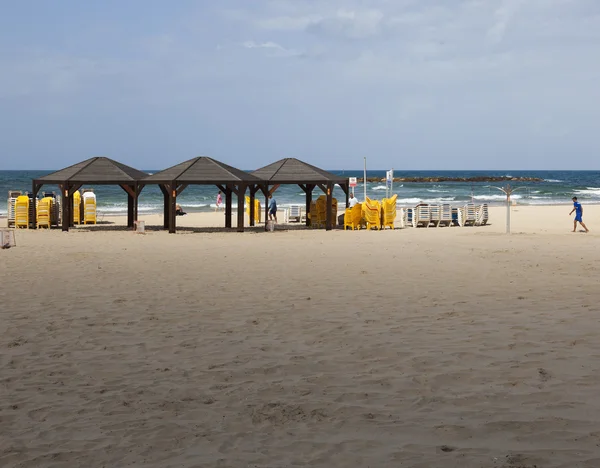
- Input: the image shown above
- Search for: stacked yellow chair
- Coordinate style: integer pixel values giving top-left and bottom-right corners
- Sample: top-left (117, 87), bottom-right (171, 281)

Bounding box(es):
top-left (381, 194), bottom-right (397, 230)
top-left (36, 197), bottom-right (53, 229)
top-left (362, 197), bottom-right (381, 230)
top-left (344, 203), bottom-right (363, 230)
top-left (316, 196), bottom-right (327, 227)
top-left (310, 195), bottom-right (338, 228)
top-left (73, 190), bottom-right (81, 224)
top-left (245, 196), bottom-right (261, 224)
top-left (14, 195), bottom-right (29, 229)
top-left (308, 200), bottom-right (318, 227)
top-left (83, 194), bottom-right (97, 224)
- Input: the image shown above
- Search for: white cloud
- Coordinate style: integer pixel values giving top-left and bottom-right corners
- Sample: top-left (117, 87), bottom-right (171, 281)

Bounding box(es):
top-left (487, 0), bottom-right (524, 44)
top-left (241, 40), bottom-right (304, 57)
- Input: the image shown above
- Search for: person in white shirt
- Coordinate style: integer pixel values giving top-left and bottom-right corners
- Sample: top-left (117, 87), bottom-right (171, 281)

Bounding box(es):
top-left (348, 193), bottom-right (359, 208)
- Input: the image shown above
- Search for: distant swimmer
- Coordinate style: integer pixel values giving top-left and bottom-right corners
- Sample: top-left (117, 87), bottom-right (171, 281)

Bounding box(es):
top-left (569, 197), bottom-right (589, 232)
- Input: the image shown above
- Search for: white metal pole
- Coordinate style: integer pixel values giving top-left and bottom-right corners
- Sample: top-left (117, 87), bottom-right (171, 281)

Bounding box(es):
top-left (391, 168), bottom-right (394, 195)
top-left (506, 193), bottom-right (511, 234)
top-left (363, 157), bottom-right (367, 201)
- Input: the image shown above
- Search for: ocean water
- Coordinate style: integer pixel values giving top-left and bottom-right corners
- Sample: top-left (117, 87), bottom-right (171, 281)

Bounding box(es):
top-left (1, 170), bottom-right (599, 217)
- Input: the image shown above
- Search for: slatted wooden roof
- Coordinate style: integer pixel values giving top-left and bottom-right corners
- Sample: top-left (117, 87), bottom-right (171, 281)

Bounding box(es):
top-left (251, 158), bottom-right (348, 184)
top-left (141, 157), bottom-right (263, 184)
top-left (34, 157), bottom-right (147, 184)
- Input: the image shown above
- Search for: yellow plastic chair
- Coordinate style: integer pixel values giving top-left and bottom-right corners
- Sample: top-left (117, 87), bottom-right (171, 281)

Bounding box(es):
top-left (15, 195), bottom-right (29, 229)
top-left (344, 203), bottom-right (363, 230)
top-left (362, 197), bottom-right (381, 230)
top-left (37, 197), bottom-right (53, 229)
top-left (73, 191), bottom-right (81, 224)
top-left (307, 200), bottom-right (317, 227)
top-left (83, 195), bottom-right (97, 224)
top-left (245, 196), bottom-right (261, 223)
top-left (381, 194), bottom-right (397, 230)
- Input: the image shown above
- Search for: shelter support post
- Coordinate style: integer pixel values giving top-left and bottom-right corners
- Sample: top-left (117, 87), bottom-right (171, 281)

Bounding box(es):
top-left (31, 181), bottom-right (41, 229)
top-left (68, 184), bottom-right (82, 226)
top-left (61, 183), bottom-right (70, 232)
top-left (159, 185), bottom-right (169, 230)
top-left (225, 185), bottom-right (233, 228)
top-left (264, 185), bottom-right (269, 231)
top-left (120, 184), bottom-right (136, 228)
top-left (343, 183), bottom-right (350, 208)
top-left (134, 183), bottom-right (144, 225)
top-left (305, 184), bottom-right (315, 227)
top-left (326, 182), bottom-right (333, 231)
top-left (237, 184), bottom-right (246, 232)
top-left (168, 181), bottom-right (177, 233)
top-left (249, 185), bottom-right (257, 227)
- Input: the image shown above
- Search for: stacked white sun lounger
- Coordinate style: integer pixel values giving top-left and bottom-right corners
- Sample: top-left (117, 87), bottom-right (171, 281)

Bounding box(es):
top-left (402, 203), bottom-right (489, 228)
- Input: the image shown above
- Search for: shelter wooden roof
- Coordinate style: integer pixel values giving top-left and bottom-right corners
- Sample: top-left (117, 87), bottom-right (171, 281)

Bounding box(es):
top-left (251, 158), bottom-right (347, 184)
top-left (141, 157), bottom-right (263, 184)
top-left (34, 157), bottom-right (147, 184)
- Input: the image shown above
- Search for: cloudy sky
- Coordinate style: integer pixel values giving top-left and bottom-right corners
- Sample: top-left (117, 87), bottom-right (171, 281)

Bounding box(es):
top-left (1, 0), bottom-right (599, 170)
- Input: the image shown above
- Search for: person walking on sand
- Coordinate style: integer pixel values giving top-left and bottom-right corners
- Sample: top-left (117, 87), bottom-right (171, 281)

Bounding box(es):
top-left (268, 194), bottom-right (277, 223)
top-left (569, 197), bottom-right (589, 232)
top-left (215, 191), bottom-right (223, 212)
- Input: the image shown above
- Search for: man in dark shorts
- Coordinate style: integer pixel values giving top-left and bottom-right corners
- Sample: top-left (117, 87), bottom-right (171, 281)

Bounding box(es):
top-left (268, 194), bottom-right (277, 223)
top-left (569, 197), bottom-right (589, 232)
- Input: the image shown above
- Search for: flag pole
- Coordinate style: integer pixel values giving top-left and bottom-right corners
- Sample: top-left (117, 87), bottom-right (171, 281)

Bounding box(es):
top-left (363, 157), bottom-right (367, 201)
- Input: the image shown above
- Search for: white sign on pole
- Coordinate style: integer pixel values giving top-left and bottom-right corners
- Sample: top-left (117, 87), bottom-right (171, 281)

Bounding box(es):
top-left (349, 177), bottom-right (357, 187)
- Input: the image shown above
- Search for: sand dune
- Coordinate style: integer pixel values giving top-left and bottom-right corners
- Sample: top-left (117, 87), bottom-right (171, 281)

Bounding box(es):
top-left (2, 205), bottom-right (600, 467)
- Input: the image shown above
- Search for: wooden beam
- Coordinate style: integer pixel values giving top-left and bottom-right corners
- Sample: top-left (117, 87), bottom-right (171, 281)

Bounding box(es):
top-left (225, 184), bottom-right (233, 228)
top-left (61, 183), bottom-right (70, 232)
top-left (159, 184), bottom-right (169, 229)
top-left (268, 184), bottom-right (280, 195)
top-left (168, 182), bottom-right (177, 233)
top-left (176, 184), bottom-right (188, 196)
top-left (317, 183), bottom-right (327, 194)
top-left (344, 183), bottom-right (350, 208)
top-left (264, 191), bottom-right (269, 231)
top-left (31, 181), bottom-right (40, 229)
top-left (305, 184), bottom-right (314, 227)
top-left (127, 191), bottom-right (134, 228)
top-left (325, 182), bottom-right (333, 231)
top-left (120, 184), bottom-right (136, 198)
top-left (237, 184), bottom-right (246, 232)
top-left (249, 188), bottom-right (255, 227)
top-left (298, 184), bottom-right (307, 193)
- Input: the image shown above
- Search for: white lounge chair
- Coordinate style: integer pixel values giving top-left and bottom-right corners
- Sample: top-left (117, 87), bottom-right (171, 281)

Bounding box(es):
top-left (440, 204), bottom-right (452, 227)
top-left (452, 207), bottom-right (463, 227)
top-left (429, 205), bottom-right (441, 227)
top-left (288, 205), bottom-right (302, 222)
top-left (7, 191), bottom-right (21, 228)
top-left (475, 204), bottom-right (489, 226)
top-left (397, 208), bottom-right (406, 228)
top-left (404, 208), bottom-right (413, 227)
top-left (462, 203), bottom-right (477, 226)
top-left (415, 205), bottom-right (431, 228)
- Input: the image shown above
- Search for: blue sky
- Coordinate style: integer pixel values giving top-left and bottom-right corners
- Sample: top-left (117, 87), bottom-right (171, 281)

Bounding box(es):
top-left (1, 0), bottom-right (599, 170)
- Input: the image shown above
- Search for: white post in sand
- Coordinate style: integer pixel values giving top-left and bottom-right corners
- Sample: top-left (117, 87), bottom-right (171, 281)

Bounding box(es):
top-left (363, 157), bottom-right (367, 202)
top-left (488, 184), bottom-right (526, 234)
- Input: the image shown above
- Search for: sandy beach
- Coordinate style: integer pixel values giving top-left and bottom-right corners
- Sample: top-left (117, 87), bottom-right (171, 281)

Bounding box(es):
top-left (2, 204), bottom-right (600, 468)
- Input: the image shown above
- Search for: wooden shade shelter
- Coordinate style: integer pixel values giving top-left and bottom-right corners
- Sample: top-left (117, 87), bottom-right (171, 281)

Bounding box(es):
top-left (32, 157), bottom-right (147, 232)
top-left (251, 158), bottom-right (350, 231)
top-left (139, 157), bottom-right (265, 233)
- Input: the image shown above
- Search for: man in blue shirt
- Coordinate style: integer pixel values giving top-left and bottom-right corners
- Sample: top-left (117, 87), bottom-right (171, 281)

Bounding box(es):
top-left (569, 197), bottom-right (589, 232)
top-left (268, 194), bottom-right (277, 223)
